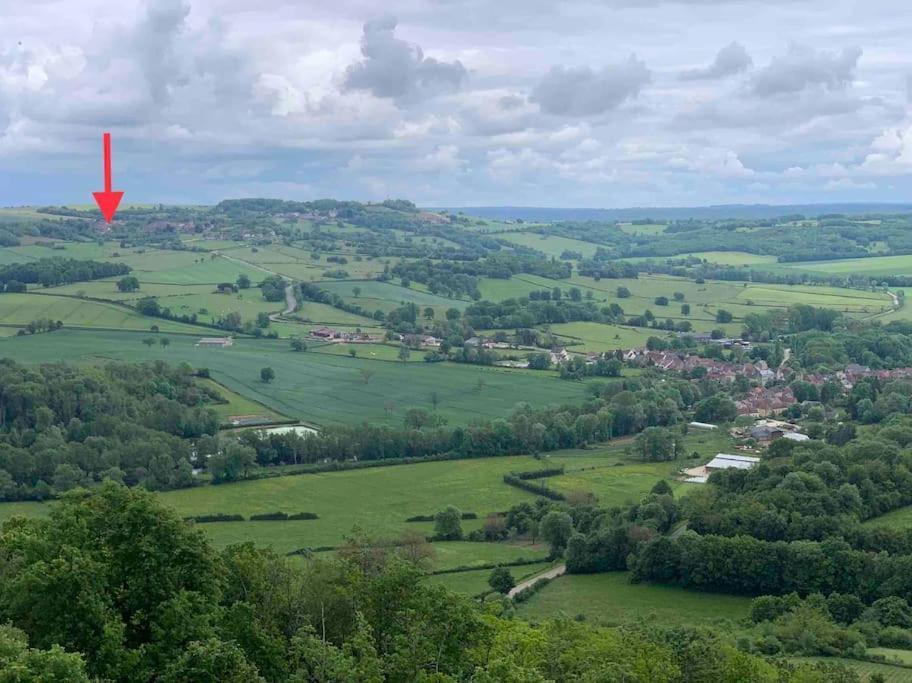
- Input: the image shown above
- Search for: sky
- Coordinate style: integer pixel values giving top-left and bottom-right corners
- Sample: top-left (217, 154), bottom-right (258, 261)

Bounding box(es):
top-left (1, 0), bottom-right (912, 208)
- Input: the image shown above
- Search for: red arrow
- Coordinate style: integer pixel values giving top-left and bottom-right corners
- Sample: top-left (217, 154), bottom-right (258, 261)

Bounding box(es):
top-left (92, 132), bottom-right (124, 224)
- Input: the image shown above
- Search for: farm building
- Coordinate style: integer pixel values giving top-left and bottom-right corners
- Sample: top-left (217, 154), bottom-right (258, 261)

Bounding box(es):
top-left (782, 432), bottom-right (810, 442)
top-left (749, 424), bottom-right (783, 442)
top-left (311, 326), bottom-right (338, 339)
top-left (683, 453), bottom-right (760, 484)
top-left (196, 337), bottom-right (233, 347)
top-left (688, 421), bottom-right (718, 430)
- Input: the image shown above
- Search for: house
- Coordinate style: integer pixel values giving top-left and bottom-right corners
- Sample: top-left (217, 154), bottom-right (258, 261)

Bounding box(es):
top-left (464, 336), bottom-right (483, 347)
top-left (196, 337), bottom-right (233, 348)
top-left (682, 453), bottom-right (760, 483)
top-left (749, 424), bottom-right (784, 442)
top-left (311, 326), bottom-right (337, 339)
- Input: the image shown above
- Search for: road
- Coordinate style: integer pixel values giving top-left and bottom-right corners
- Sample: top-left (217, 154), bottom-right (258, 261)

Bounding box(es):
top-left (508, 564), bottom-right (566, 598)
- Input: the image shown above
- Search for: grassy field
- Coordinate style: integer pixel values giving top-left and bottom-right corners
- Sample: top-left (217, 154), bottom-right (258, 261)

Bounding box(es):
top-left (317, 280), bottom-right (470, 314)
top-left (0, 293), bottom-right (209, 333)
top-left (516, 572), bottom-right (751, 626)
top-left (546, 321), bottom-right (659, 352)
top-left (195, 377), bottom-right (290, 423)
top-left (427, 561), bottom-right (554, 596)
top-left (312, 342), bottom-right (425, 362)
top-left (788, 656), bottom-right (912, 682)
top-left (541, 430), bottom-right (733, 506)
top-left (494, 232), bottom-right (600, 258)
top-left (861, 505), bottom-right (912, 529)
top-left (0, 329), bottom-right (590, 426)
top-left (780, 254), bottom-right (912, 277)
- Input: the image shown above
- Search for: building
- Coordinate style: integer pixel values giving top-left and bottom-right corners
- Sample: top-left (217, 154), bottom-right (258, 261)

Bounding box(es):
top-left (688, 421), bottom-right (718, 430)
top-left (749, 424), bottom-right (784, 442)
top-left (311, 327), bottom-right (337, 339)
top-left (196, 337), bottom-right (233, 347)
top-left (782, 432), bottom-right (810, 442)
top-left (683, 453), bottom-right (760, 483)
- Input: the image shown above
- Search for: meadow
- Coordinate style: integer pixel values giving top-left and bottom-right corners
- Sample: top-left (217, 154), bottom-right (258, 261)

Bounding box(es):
top-left (426, 561), bottom-right (555, 596)
top-left (0, 292), bottom-right (209, 333)
top-left (493, 231), bottom-right (600, 258)
top-left (787, 657), bottom-right (912, 682)
top-left (0, 329), bottom-right (592, 426)
top-left (516, 572), bottom-right (751, 626)
top-left (317, 279), bottom-right (470, 314)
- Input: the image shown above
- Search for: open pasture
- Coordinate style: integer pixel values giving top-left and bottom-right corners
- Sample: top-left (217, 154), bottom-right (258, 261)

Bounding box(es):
top-left (427, 561), bottom-right (554, 596)
top-left (317, 279), bottom-right (470, 313)
top-left (516, 571), bottom-right (751, 626)
top-left (780, 253), bottom-right (912, 277)
top-left (0, 293), bottom-right (208, 333)
top-left (0, 329), bottom-right (591, 426)
top-left (495, 232), bottom-right (600, 258)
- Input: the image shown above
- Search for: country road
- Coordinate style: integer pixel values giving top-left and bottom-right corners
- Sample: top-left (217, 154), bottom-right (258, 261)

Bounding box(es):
top-left (508, 564), bottom-right (566, 598)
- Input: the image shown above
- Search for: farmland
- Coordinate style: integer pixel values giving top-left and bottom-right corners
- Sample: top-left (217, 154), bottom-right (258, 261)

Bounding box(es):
top-left (0, 329), bottom-right (592, 426)
top-left (516, 572), bottom-right (752, 626)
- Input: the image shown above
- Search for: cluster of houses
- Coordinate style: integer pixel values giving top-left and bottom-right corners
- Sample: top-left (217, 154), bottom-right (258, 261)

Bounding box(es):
top-left (734, 385), bottom-right (797, 417)
top-left (623, 348), bottom-right (777, 385)
top-left (802, 363), bottom-right (912, 390)
top-left (309, 327), bottom-right (384, 343)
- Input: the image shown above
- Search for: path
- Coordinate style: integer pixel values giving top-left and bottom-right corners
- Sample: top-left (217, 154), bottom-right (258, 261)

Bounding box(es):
top-left (508, 564), bottom-right (566, 598)
top-left (214, 251), bottom-right (298, 322)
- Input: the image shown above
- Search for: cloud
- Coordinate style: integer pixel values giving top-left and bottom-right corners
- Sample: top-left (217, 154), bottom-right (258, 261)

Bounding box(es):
top-left (529, 56), bottom-right (650, 116)
top-left (135, 0), bottom-right (191, 105)
top-left (680, 42), bottom-right (752, 80)
top-left (750, 44), bottom-right (862, 97)
top-left (343, 15), bottom-right (467, 101)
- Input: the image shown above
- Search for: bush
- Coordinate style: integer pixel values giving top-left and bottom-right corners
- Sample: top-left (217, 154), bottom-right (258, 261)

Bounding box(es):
top-left (183, 513), bottom-right (245, 523)
top-left (249, 511), bottom-right (319, 521)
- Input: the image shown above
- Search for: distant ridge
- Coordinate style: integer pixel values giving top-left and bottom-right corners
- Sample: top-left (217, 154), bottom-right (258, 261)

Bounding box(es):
top-left (431, 203), bottom-right (912, 222)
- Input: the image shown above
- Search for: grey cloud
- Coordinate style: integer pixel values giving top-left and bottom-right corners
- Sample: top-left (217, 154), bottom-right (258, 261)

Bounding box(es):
top-left (530, 56), bottom-right (650, 116)
top-left (680, 42), bottom-right (752, 80)
top-left (135, 0), bottom-right (191, 104)
top-left (343, 15), bottom-right (467, 101)
top-left (750, 45), bottom-right (861, 97)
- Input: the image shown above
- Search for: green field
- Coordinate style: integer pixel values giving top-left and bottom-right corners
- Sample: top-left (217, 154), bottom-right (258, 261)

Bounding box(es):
top-left (0, 292), bottom-right (209, 333)
top-left (788, 656), bottom-right (912, 682)
top-left (516, 572), bottom-right (751, 626)
top-left (195, 377), bottom-right (290, 423)
top-left (0, 329), bottom-right (589, 426)
top-left (427, 561), bottom-right (554, 596)
top-left (317, 280), bottom-right (470, 314)
top-left (547, 321), bottom-right (659, 352)
top-left (781, 253), bottom-right (912, 277)
top-left (495, 232), bottom-right (600, 258)
top-left (861, 505), bottom-right (912, 529)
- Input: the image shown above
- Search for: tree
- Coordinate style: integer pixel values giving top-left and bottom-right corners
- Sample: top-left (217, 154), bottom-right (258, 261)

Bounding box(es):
top-left (616, 286), bottom-right (631, 298)
top-left (352, 286), bottom-right (361, 298)
top-left (423, 307), bottom-right (435, 320)
top-left (433, 506), bottom-right (463, 540)
top-left (430, 391), bottom-right (439, 410)
top-left (634, 427), bottom-right (682, 462)
top-left (236, 274), bottom-right (251, 289)
top-left (360, 369), bottom-right (375, 384)
top-left (117, 275), bottom-right (140, 292)
top-left (445, 308), bottom-right (461, 321)
top-left (398, 345), bottom-right (411, 362)
top-left (260, 367), bottom-right (275, 383)
top-left (681, 304), bottom-right (691, 315)
top-left (290, 338), bottom-right (307, 352)
top-left (716, 309), bottom-right (733, 323)
top-left (159, 337), bottom-right (170, 348)
top-left (488, 567), bottom-right (515, 595)
top-left (143, 337), bottom-right (156, 347)
top-left (654, 296), bottom-right (669, 306)
top-left (540, 510), bottom-right (573, 556)
top-left (693, 395), bottom-right (738, 423)
top-left (0, 624), bottom-right (90, 682)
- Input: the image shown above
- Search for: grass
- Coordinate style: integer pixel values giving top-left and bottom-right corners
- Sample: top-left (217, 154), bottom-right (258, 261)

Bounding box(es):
top-left (427, 561), bottom-right (554, 596)
top-left (861, 505), bottom-right (912, 529)
top-left (195, 377), bottom-right (290, 423)
top-left (541, 431), bottom-right (734, 506)
top-left (788, 656), bottom-right (912, 682)
top-left (312, 343), bottom-right (424, 362)
top-left (316, 280), bottom-right (470, 314)
top-left (0, 329), bottom-right (591, 426)
top-left (868, 648), bottom-right (912, 666)
top-left (516, 572), bottom-right (751, 626)
top-left (0, 293), bottom-right (209, 334)
top-left (780, 254), bottom-right (912, 277)
top-left (495, 232), bottom-right (600, 258)
top-left (546, 321), bottom-right (659, 352)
